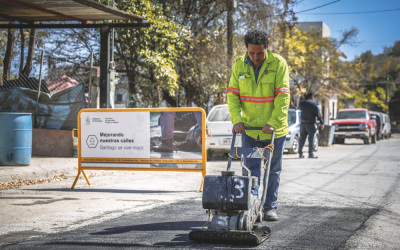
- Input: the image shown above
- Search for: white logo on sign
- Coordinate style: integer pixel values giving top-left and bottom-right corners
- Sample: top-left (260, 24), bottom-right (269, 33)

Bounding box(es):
top-left (85, 116), bottom-right (91, 125)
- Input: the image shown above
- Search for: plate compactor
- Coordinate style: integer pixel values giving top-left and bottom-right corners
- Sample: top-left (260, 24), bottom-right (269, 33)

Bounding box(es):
top-left (189, 127), bottom-right (275, 245)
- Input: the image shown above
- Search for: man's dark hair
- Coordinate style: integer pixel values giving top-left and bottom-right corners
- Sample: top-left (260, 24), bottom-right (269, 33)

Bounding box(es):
top-left (244, 29), bottom-right (269, 48)
top-left (305, 92), bottom-right (314, 99)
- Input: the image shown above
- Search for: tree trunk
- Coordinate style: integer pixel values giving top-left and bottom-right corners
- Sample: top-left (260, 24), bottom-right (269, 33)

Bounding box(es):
top-left (19, 28), bottom-right (25, 76)
top-left (185, 85), bottom-right (192, 107)
top-left (3, 23), bottom-right (16, 80)
top-left (162, 89), bottom-right (177, 107)
top-left (149, 68), bottom-right (159, 107)
top-left (227, 0), bottom-right (233, 72)
top-left (22, 28), bottom-right (36, 76)
top-left (127, 71), bottom-right (136, 96)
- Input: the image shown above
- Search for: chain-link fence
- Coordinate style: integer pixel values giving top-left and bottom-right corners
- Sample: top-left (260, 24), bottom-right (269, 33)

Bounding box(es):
top-left (0, 51), bottom-right (89, 130)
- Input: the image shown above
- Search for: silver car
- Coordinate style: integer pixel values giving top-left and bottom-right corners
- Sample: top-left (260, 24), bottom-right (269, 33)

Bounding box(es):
top-left (285, 108), bottom-right (319, 154)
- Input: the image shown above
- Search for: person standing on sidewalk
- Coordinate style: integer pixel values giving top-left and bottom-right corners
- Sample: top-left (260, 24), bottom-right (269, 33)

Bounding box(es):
top-left (298, 93), bottom-right (324, 159)
top-left (227, 29), bottom-right (290, 222)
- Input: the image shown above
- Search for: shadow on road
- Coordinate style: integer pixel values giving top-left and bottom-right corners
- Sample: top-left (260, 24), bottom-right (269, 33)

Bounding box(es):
top-left (90, 221), bottom-right (205, 235)
top-left (23, 188), bottom-right (196, 194)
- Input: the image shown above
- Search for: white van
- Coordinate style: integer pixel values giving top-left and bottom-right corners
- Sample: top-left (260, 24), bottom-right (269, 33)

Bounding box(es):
top-left (381, 113), bottom-right (391, 139)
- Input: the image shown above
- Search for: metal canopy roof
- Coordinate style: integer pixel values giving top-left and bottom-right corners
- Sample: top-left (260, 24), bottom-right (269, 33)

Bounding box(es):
top-left (0, 0), bottom-right (146, 23)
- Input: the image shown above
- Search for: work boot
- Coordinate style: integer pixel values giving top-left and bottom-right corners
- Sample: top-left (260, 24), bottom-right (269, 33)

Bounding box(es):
top-left (264, 210), bottom-right (279, 221)
top-left (153, 139), bottom-right (174, 152)
top-left (299, 153), bottom-right (304, 158)
top-left (308, 154), bottom-right (318, 159)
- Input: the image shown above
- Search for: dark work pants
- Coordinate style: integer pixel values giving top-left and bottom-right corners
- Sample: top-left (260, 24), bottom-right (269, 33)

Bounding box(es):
top-left (241, 132), bottom-right (286, 212)
top-left (298, 122), bottom-right (315, 154)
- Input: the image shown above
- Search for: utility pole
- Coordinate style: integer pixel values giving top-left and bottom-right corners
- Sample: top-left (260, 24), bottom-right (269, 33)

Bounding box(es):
top-left (386, 70), bottom-right (389, 114)
top-left (99, 25), bottom-right (110, 108)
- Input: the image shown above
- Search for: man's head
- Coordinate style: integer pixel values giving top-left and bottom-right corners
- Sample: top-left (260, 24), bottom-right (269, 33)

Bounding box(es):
top-left (244, 29), bottom-right (270, 67)
top-left (305, 92), bottom-right (314, 100)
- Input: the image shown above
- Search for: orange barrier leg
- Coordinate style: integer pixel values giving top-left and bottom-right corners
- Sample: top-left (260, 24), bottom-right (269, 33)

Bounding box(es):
top-left (71, 170), bottom-right (81, 189)
top-left (81, 169), bottom-right (91, 186)
top-left (199, 172), bottom-right (206, 192)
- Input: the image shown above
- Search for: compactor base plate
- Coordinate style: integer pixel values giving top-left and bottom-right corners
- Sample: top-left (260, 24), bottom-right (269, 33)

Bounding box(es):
top-left (189, 224), bottom-right (271, 245)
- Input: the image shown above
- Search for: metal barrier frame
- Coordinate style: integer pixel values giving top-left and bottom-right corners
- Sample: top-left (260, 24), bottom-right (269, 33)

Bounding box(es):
top-left (71, 107), bottom-right (211, 191)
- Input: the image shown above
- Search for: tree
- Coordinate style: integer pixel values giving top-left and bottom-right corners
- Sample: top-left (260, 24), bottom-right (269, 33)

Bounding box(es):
top-left (155, 0), bottom-right (228, 108)
top-left (42, 27), bottom-right (100, 83)
top-left (384, 40), bottom-right (400, 57)
top-left (339, 40), bottom-right (400, 112)
top-left (2, 23), bottom-right (16, 80)
top-left (1, 24), bottom-right (47, 80)
top-left (284, 26), bottom-right (359, 106)
top-left (22, 28), bottom-right (37, 76)
top-left (156, 0), bottom-right (300, 108)
top-left (114, 0), bottom-right (187, 107)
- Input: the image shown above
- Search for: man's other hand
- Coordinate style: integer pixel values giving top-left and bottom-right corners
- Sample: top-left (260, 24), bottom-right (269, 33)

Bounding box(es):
top-left (262, 124), bottom-right (275, 134)
top-left (232, 122), bottom-right (245, 134)
top-left (321, 124), bottom-right (325, 130)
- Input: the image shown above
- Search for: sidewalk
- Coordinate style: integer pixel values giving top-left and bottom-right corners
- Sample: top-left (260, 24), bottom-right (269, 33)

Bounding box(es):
top-left (0, 157), bottom-right (78, 183)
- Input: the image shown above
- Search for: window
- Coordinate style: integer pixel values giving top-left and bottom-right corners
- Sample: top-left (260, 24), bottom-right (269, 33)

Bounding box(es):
top-left (337, 111), bottom-right (368, 119)
top-left (288, 110), bottom-right (297, 125)
top-left (208, 106), bottom-right (231, 122)
top-left (374, 115), bottom-right (381, 126)
top-left (116, 94), bottom-right (123, 102)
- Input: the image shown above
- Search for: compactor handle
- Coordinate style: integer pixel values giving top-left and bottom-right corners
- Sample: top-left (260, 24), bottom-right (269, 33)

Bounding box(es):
top-left (227, 127), bottom-right (275, 171)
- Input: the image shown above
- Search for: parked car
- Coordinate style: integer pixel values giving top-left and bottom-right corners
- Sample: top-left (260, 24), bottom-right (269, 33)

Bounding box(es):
top-left (332, 108), bottom-right (377, 144)
top-left (206, 105), bottom-right (318, 157)
top-left (206, 104), bottom-right (241, 160)
top-left (369, 111), bottom-right (383, 140)
top-left (285, 108), bottom-right (319, 154)
top-left (381, 113), bottom-right (391, 139)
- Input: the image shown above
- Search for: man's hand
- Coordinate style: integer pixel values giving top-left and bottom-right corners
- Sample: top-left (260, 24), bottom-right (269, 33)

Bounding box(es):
top-left (232, 122), bottom-right (245, 134)
top-left (262, 124), bottom-right (275, 134)
top-left (320, 124), bottom-right (325, 130)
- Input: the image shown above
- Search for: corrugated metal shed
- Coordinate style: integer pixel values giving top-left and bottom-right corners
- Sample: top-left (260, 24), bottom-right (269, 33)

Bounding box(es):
top-left (0, 0), bottom-right (145, 23)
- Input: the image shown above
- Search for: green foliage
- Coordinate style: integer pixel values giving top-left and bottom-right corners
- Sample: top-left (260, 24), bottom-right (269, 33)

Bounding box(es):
top-left (360, 50), bottom-right (374, 63)
top-left (156, 0), bottom-right (228, 108)
top-left (114, 0), bottom-right (187, 106)
top-left (338, 86), bottom-right (385, 111)
top-left (340, 40), bottom-right (400, 112)
top-left (283, 27), bottom-right (348, 100)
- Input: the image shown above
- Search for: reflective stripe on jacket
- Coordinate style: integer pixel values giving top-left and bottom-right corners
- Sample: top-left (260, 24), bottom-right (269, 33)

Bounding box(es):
top-left (227, 50), bottom-right (290, 140)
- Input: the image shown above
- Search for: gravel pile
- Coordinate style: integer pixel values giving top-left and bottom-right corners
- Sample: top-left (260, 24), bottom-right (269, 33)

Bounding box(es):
top-left (0, 173), bottom-right (69, 190)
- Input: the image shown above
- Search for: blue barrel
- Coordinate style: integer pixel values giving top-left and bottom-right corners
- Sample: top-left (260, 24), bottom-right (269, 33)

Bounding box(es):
top-left (0, 113), bottom-right (32, 166)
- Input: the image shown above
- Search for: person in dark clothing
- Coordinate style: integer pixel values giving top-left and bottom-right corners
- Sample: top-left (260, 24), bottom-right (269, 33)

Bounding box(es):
top-left (298, 93), bottom-right (324, 159)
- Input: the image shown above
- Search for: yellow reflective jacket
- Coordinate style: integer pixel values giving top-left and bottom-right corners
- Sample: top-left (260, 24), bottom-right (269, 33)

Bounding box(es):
top-left (227, 50), bottom-right (290, 140)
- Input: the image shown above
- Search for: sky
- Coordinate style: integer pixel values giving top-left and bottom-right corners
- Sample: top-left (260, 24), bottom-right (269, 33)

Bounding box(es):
top-left (292, 0), bottom-right (400, 61)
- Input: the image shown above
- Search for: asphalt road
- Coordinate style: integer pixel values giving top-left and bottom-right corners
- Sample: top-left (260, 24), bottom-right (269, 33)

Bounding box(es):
top-left (1, 136), bottom-right (400, 249)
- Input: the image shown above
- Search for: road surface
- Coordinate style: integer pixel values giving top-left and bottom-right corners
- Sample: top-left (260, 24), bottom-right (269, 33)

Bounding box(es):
top-left (1, 136), bottom-right (400, 249)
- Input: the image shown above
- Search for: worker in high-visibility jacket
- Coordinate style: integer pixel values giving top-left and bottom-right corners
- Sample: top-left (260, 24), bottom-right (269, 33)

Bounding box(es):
top-left (227, 29), bottom-right (290, 222)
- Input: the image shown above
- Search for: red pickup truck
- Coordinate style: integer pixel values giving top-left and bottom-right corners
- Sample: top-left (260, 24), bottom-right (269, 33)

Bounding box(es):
top-left (332, 108), bottom-right (377, 145)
